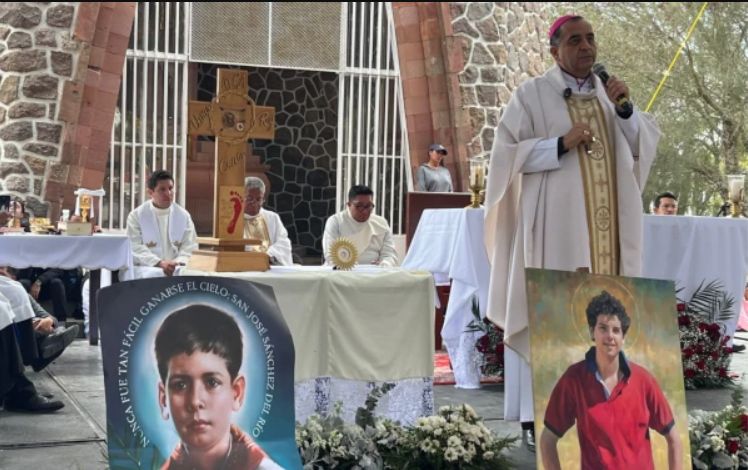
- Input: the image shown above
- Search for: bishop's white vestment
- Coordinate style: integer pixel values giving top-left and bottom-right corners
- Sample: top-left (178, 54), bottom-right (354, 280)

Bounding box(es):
top-left (483, 65), bottom-right (660, 421)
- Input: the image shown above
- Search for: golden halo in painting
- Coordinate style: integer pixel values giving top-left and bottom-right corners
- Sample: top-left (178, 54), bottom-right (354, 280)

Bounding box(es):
top-left (329, 238), bottom-right (358, 270)
top-left (569, 276), bottom-right (640, 349)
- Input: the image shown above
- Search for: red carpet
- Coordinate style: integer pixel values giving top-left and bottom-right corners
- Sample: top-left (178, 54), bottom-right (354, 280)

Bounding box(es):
top-left (433, 351), bottom-right (503, 386)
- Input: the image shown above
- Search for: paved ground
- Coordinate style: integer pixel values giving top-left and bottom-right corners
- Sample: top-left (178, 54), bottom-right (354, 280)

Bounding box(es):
top-left (2, 333), bottom-right (748, 469)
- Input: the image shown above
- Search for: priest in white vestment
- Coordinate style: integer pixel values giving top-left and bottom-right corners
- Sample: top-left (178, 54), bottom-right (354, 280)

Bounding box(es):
top-left (322, 185), bottom-right (399, 267)
top-left (126, 170), bottom-right (198, 278)
top-left (243, 177), bottom-right (293, 266)
top-left (483, 15), bottom-right (660, 447)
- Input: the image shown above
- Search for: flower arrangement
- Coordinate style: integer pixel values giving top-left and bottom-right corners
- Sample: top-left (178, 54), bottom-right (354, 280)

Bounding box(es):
top-left (296, 384), bottom-right (516, 469)
top-left (689, 387), bottom-right (748, 469)
top-left (385, 404), bottom-right (516, 469)
top-left (465, 297), bottom-right (504, 377)
top-left (678, 280), bottom-right (736, 389)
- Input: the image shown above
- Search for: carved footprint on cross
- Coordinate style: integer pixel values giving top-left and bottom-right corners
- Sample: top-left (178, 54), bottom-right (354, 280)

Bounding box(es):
top-left (227, 190), bottom-right (243, 234)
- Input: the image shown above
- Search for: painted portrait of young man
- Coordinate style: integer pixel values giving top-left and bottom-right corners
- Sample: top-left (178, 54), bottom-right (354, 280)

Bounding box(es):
top-left (525, 269), bottom-right (690, 469)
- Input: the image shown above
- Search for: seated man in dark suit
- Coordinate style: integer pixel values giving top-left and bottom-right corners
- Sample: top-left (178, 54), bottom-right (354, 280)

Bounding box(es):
top-left (16, 267), bottom-right (83, 322)
top-left (0, 267), bottom-right (79, 372)
top-left (0, 292), bottom-right (64, 413)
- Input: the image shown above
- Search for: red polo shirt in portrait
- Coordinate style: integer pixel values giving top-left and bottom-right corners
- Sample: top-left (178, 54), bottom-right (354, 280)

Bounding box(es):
top-left (543, 347), bottom-right (675, 470)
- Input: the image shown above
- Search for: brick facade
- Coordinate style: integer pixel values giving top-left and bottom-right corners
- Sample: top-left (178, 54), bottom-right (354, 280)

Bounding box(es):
top-left (392, 2), bottom-right (470, 191)
top-left (0, 2), bottom-right (134, 221)
top-left (392, 2), bottom-right (551, 190)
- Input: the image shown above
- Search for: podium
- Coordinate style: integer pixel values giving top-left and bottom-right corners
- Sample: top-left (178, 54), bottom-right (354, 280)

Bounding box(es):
top-left (405, 191), bottom-right (471, 248)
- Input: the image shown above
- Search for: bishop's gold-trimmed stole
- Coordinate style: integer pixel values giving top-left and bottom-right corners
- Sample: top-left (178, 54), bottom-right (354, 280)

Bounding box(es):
top-left (565, 96), bottom-right (619, 275)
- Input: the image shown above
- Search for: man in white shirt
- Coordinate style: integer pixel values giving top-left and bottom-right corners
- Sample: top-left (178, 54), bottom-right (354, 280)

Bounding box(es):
top-left (126, 170), bottom-right (198, 278)
top-left (322, 185), bottom-right (399, 267)
top-left (243, 177), bottom-right (293, 266)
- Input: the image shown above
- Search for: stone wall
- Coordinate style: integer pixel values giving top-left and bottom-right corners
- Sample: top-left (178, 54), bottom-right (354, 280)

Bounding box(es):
top-left (195, 64), bottom-right (339, 258)
top-left (450, 2), bottom-right (551, 158)
top-left (0, 2), bottom-right (134, 219)
top-left (0, 2), bottom-right (79, 215)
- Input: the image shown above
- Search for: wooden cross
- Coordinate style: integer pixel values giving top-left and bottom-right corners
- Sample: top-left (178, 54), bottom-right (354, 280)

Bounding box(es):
top-left (188, 69), bottom-right (275, 239)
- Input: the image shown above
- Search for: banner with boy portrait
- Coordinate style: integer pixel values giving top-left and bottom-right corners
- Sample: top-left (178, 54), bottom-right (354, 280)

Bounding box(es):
top-left (99, 276), bottom-right (302, 469)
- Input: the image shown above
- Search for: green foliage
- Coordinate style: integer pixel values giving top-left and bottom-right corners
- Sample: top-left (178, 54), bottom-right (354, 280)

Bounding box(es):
top-left (555, 3), bottom-right (748, 215)
top-left (685, 280), bottom-right (737, 325)
top-left (355, 383), bottom-right (396, 429)
top-left (106, 424), bottom-right (164, 470)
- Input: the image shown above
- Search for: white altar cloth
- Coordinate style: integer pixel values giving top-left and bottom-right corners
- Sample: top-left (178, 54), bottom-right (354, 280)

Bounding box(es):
top-left (643, 215), bottom-right (748, 340)
top-left (402, 208), bottom-right (489, 388)
top-left (0, 232), bottom-right (132, 273)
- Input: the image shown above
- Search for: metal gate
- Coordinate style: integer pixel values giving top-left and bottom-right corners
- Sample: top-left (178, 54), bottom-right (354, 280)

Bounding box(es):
top-left (104, 2), bottom-right (190, 229)
top-left (337, 2), bottom-right (411, 234)
top-left (104, 2), bottom-right (410, 234)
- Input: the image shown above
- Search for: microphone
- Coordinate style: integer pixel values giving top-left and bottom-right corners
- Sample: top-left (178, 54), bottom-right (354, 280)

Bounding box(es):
top-left (563, 88), bottom-right (572, 99)
top-left (592, 63), bottom-right (633, 114)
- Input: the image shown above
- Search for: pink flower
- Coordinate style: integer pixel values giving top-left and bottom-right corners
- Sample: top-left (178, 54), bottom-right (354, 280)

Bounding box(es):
top-left (685, 369), bottom-right (696, 378)
top-left (678, 315), bottom-right (691, 327)
top-left (676, 303), bottom-right (686, 312)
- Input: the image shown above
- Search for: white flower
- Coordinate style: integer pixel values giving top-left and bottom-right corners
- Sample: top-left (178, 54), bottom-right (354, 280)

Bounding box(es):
top-left (709, 435), bottom-right (725, 452)
top-left (484, 450), bottom-right (495, 460)
top-left (420, 440), bottom-right (433, 453)
top-left (448, 435), bottom-right (462, 448)
top-left (444, 447), bottom-right (458, 461)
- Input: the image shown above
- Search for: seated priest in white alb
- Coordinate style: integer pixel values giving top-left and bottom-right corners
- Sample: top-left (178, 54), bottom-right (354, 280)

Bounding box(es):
top-left (126, 170), bottom-right (198, 278)
top-left (243, 176), bottom-right (293, 266)
top-left (322, 185), bottom-right (399, 267)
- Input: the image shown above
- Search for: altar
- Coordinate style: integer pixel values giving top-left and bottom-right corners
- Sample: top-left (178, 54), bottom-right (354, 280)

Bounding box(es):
top-left (642, 215), bottom-right (748, 339)
top-left (180, 266), bottom-right (435, 424)
top-left (403, 209), bottom-right (748, 388)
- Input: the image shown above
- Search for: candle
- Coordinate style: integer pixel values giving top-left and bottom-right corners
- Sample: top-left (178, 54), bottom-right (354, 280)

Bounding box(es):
top-left (472, 166), bottom-right (484, 188)
top-left (728, 176), bottom-right (745, 201)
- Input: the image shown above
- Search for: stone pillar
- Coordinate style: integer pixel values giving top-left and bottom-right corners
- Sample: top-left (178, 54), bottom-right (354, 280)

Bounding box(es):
top-left (392, 2), bottom-right (552, 190)
top-left (450, 3), bottom-right (551, 158)
top-left (0, 2), bottom-right (134, 221)
top-left (392, 2), bottom-right (470, 191)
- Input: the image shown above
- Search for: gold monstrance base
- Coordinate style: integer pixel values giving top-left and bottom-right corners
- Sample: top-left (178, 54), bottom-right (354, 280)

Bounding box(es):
top-left (187, 237), bottom-right (269, 272)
